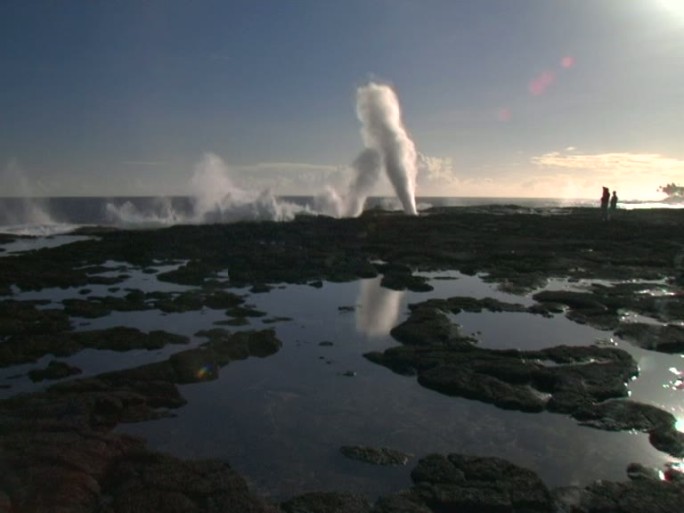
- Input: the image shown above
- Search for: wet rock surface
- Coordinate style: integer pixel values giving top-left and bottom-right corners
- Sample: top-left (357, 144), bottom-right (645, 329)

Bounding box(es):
top-left (1, 206), bottom-right (684, 512)
top-left (615, 322), bottom-right (684, 353)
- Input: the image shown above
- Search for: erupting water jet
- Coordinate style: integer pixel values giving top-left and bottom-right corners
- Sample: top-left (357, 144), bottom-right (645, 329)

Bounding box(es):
top-left (355, 82), bottom-right (418, 216)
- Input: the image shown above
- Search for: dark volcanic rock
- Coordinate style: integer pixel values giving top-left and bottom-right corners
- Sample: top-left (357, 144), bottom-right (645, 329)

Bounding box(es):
top-left (281, 492), bottom-right (371, 513)
top-left (567, 475), bottom-right (684, 513)
top-left (340, 445), bottom-right (412, 466)
top-left (572, 399), bottom-right (684, 457)
top-left (100, 450), bottom-right (279, 513)
top-left (410, 453), bottom-right (554, 512)
top-left (441, 296), bottom-right (528, 314)
top-left (381, 454), bottom-right (684, 513)
top-left (380, 272), bottom-right (433, 292)
top-left (615, 322), bottom-right (684, 353)
top-left (0, 300), bottom-right (72, 337)
top-left (371, 493), bottom-right (433, 513)
top-left (572, 399), bottom-right (675, 432)
top-left (0, 327), bottom-right (189, 367)
top-left (389, 305), bottom-right (472, 347)
top-left (28, 359), bottom-right (82, 382)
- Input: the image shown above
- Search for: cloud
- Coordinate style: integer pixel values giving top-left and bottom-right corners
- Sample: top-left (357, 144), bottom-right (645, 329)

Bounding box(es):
top-left (532, 151), bottom-right (684, 174)
top-left (417, 153), bottom-right (458, 185)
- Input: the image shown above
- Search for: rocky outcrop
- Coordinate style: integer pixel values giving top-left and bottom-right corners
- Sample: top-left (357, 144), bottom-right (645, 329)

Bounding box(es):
top-left (366, 302), bottom-right (683, 456)
top-left (339, 446), bottom-right (412, 466)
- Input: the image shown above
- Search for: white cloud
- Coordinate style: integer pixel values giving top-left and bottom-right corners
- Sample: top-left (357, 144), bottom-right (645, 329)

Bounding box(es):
top-left (531, 151), bottom-right (684, 173)
top-left (416, 153), bottom-right (458, 184)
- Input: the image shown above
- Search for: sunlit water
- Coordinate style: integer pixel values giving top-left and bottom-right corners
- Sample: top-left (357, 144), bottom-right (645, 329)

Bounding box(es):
top-left (0, 261), bottom-right (681, 500)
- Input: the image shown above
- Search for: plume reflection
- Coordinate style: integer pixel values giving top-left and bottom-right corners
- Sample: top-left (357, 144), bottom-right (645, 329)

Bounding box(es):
top-left (355, 277), bottom-right (405, 337)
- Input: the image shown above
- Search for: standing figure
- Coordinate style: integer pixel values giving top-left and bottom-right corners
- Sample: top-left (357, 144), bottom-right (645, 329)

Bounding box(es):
top-left (600, 187), bottom-right (610, 221)
top-left (609, 190), bottom-right (618, 219)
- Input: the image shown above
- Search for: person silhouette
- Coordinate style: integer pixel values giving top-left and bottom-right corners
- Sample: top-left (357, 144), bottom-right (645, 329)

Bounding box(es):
top-left (600, 187), bottom-right (610, 221)
top-left (609, 191), bottom-right (618, 219)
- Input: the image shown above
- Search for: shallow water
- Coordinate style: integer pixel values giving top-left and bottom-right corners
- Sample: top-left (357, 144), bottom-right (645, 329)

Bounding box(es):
top-left (1, 265), bottom-right (682, 500)
top-left (0, 234), bottom-right (93, 256)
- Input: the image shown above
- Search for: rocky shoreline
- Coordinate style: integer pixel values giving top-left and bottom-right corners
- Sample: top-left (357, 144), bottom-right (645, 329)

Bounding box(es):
top-left (1, 205), bottom-right (683, 512)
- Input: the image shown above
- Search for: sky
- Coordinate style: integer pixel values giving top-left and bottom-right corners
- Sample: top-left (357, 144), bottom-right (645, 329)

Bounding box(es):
top-left (1, 0), bottom-right (683, 200)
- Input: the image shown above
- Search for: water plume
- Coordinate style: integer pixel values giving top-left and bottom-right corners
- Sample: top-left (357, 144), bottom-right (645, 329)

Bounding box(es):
top-left (355, 83), bottom-right (418, 215)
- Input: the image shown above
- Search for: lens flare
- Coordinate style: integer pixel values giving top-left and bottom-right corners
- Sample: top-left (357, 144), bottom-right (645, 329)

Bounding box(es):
top-left (196, 364), bottom-right (214, 381)
top-left (561, 56), bottom-right (575, 69)
top-left (529, 71), bottom-right (555, 96)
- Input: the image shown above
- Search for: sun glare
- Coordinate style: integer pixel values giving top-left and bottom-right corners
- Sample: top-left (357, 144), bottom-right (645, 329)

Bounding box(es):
top-left (656, 0), bottom-right (684, 18)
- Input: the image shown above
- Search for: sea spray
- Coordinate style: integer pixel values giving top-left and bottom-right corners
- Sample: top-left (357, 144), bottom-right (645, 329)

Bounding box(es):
top-left (188, 153), bottom-right (308, 222)
top-left (314, 148), bottom-right (382, 217)
top-left (106, 153), bottom-right (310, 226)
top-left (0, 160), bottom-right (78, 235)
top-left (355, 83), bottom-right (418, 216)
top-left (106, 81), bottom-right (420, 227)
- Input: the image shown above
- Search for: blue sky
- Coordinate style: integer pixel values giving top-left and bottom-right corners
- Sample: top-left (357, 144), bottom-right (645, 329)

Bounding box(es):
top-left (1, 0), bottom-right (683, 199)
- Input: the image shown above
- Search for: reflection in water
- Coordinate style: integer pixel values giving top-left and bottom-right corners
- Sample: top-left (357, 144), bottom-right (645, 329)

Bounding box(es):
top-left (356, 277), bottom-right (405, 337)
